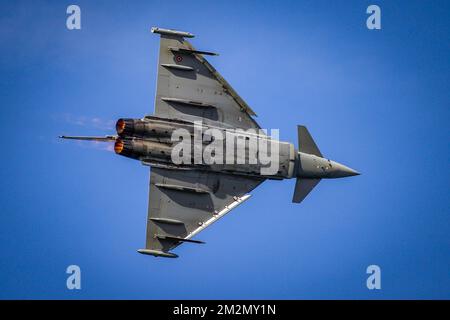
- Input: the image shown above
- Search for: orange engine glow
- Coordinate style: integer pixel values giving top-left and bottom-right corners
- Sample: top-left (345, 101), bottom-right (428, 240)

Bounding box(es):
top-left (114, 139), bottom-right (124, 154)
top-left (116, 119), bottom-right (126, 135)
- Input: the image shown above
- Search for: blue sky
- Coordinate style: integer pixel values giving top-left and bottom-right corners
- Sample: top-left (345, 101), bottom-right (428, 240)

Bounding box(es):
top-left (0, 0), bottom-right (449, 299)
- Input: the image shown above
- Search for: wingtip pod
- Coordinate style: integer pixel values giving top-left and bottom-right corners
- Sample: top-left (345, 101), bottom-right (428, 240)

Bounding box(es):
top-left (151, 27), bottom-right (194, 38)
top-left (137, 249), bottom-right (178, 258)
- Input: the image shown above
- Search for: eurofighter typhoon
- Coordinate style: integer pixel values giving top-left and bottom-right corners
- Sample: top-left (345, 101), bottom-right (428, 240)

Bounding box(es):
top-left (60, 27), bottom-right (359, 258)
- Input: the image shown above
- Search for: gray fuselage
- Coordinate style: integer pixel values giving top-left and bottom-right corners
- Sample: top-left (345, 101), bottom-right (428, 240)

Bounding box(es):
top-left (114, 116), bottom-right (358, 180)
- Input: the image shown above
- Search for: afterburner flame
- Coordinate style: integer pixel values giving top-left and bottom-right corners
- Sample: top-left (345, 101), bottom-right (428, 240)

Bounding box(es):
top-left (114, 139), bottom-right (124, 154)
top-left (116, 119), bottom-right (126, 135)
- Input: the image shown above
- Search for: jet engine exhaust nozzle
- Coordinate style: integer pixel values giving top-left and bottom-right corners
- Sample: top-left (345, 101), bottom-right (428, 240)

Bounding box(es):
top-left (114, 138), bottom-right (124, 154)
top-left (116, 118), bottom-right (135, 136)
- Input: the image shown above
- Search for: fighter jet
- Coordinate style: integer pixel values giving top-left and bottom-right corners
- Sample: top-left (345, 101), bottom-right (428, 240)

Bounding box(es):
top-left (60, 27), bottom-right (359, 258)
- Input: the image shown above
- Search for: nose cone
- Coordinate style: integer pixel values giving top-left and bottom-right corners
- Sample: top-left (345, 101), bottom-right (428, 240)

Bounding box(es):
top-left (329, 161), bottom-right (360, 178)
